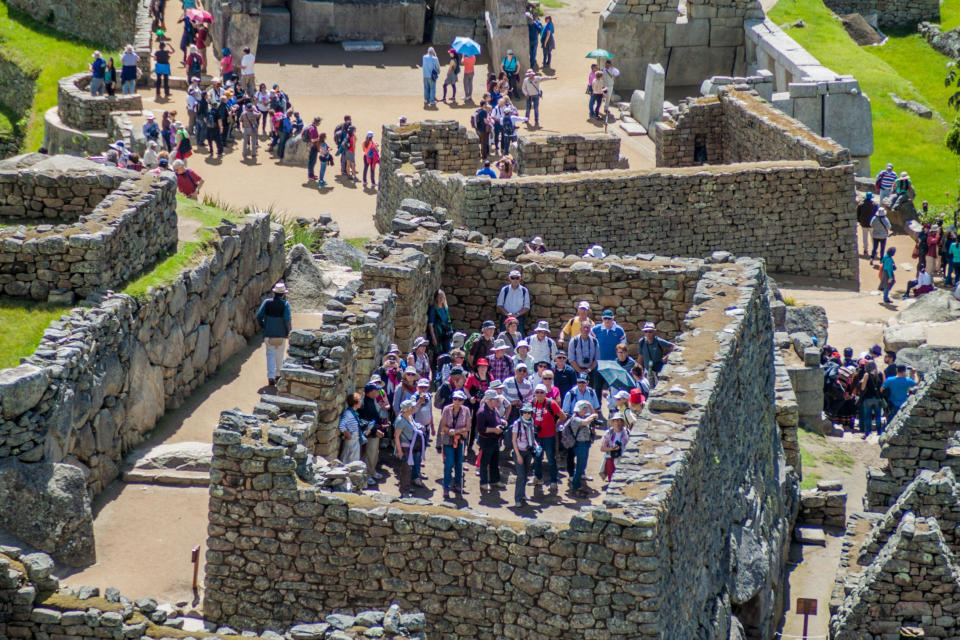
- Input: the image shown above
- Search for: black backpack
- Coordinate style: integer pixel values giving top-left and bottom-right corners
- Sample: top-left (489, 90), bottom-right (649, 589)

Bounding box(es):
top-left (334, 123), bottom-right (345, 145)
top-left (472, 108), bottom-right (486, 131)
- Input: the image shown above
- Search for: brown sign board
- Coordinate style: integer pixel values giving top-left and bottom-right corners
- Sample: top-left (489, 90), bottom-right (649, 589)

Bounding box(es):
top-left (796, 598), bottom-right (818, 615)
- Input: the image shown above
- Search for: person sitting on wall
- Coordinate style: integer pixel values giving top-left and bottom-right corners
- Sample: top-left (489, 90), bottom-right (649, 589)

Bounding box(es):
top-left (904, 262), bottom-right (934, 298)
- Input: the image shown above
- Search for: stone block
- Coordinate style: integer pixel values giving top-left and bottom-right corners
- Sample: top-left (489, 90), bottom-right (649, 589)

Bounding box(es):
top-left (666, 46), bottom-right (737, 87)
top-left (791, 95), bottom-right (822, 136)
top-left (710, 25), bottom-right (744, 47)
top-left (664, 19), bottom-right (709, 47)
top-left (432, 16), bottom-right (476, 46)
top-left (290, 0), bottom-right (335, 43)
top-left (823, 90), bottom-right (873, 157)
top-left (259, 7), bottom-right (291, 46)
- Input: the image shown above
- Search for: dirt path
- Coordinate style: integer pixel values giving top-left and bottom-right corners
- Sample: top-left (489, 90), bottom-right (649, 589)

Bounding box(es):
top-left (148, 0), bottom-right (653, 238)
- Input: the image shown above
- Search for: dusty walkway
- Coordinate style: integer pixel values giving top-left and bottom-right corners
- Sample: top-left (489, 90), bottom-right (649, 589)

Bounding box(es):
top-left (148, 0), bottom-right (654, 238)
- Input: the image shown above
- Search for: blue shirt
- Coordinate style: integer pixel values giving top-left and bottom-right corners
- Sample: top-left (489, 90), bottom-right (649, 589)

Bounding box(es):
top-left (882, 376), bottom-right (916, 407)
top-left (881, 254), bottom-right (896, 278)
top-left (592, 322), bottom-right (626, 360)
top-left (562, 385), bottom-right (600, 414)
top-left (528, 20), bottom-right (542, 43)
top-left (91, 58), bottom-right (106, 79)
top-left (422, 54), bottom-right (440, 79)
top-left (476, 167), bottom-right (497, 178)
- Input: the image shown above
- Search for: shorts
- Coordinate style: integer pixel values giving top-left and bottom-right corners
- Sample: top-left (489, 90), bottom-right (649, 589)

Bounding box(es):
top-left (344, 150), bottom-right (355, 162)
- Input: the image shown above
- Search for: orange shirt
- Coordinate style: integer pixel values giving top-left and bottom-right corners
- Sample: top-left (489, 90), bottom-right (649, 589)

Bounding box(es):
top-left (463, 55), bottom-right (476, 74)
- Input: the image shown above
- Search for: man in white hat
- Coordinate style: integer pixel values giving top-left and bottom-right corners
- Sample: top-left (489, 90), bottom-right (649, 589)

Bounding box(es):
top-left (496, 269), bottom-right (531, 334)
top-left (488, 339), bottom-right (515, 382)
top-left (637, 321), bottom-right (674, 384)
top-left (256, 282), bottom-right (292, 386)
top-left (527, 320), bottom-right (557, 364)
top-left (869, 206), bottom-right (892, 265)
top-left (559, 300), bottom-right (592, 348)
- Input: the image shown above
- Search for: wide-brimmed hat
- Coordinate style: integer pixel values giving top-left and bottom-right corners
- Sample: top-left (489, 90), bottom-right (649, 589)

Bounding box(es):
top-left (531, 236), bottom-right (543, 246)
top-left (388, 343), bottom-right (400, 354)
top-left (585, 245), bottom-right (606, 259)
top-left (476, 358), bottom-right (489, 367)
top-left (535, 320), bottom-right (550, 332)
top-left (629, 389), bottom-right (645, 405)
top-left (516, 340), bottom-right (529, 349)
top-left (400, 399), bottom-right (417, 411)
top-left (483, 389), bottom-right (500, 402)
top-left (482, 320), bottom-right (496, 330)
top-left (452, 390), bottom-right (467, 400)
top-left (492, 340), bottom-right (509, 351)
top-left (272, 282), bottom-right (288, 294)
top-left (515, 362), bottom-right (528, 370)
top-left (490, 380), bottom-right (504, 390)
top-left (574, 400), bottom-right (592, 413)
top-left (145, 112), bottom-right (155, 120)
top-left (521, 402), bottom-right (534, 414)
top-left (614, 390), bottom-right (630, 400)
top-left (413, 336), bottom-right (429, 348)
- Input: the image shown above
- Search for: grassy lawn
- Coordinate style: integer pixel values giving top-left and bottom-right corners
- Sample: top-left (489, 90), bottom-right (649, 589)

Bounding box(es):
top-left (770, 0), bottom-right (960, 208)
top-left (0, 2), bottom-right (118, 151)
top-left (123, 196), bottom-right (243, 298)
top-left (799, 431), bottom-right (855, 489)
top-left (0, 300), bottom-right (73, 369)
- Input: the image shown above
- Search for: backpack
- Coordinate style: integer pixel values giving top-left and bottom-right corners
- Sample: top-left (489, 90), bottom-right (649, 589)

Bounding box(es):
top-left (434, 353), bottom-right (452, 387)
top-left (463, 332), bottom-right (482, 355)
top-left (471, 108), bottom-right (486, 131)
top-left (178, 135), bottom-right (192, 155)
top-left (334, 123), bottom-right (345, 145)
top-left (559, 418), bottom-right (576, 449)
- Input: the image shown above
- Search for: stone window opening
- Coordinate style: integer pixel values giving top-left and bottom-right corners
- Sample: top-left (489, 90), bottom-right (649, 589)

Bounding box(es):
top-left (693, 134), bottom-right (708, 164)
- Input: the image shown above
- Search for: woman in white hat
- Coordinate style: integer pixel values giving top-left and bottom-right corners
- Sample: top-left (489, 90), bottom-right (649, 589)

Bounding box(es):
top-left (526, 236), bottom-right (547, 254)
top-left (407, 336), bottom-right (432, 382)
top-left (255, 282), bottom-right (291, 386)
top-left (394, 399), bottom-right (426, 497)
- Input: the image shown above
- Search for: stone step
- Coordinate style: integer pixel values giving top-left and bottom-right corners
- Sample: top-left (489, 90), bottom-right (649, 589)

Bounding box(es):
top-left (122, 469), bottom-right (210, 487)
top-left (343, 41), bottom-right (384, 52)
top-left (794, 526), bottom-right (826, 546)
top-left (618, 121), bottom-right (647, 136)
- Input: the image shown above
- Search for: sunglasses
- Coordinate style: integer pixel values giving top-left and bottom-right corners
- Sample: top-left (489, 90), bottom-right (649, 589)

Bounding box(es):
top-left (534, 390), bottom-right (545, 394)
top-left (453, 397), bottom-right (464, 401)
top-left (510, 276), bottom-right (520, 280)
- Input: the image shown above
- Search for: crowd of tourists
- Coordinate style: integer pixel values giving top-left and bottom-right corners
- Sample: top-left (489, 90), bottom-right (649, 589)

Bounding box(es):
top-left (862, 163), bottom-right (960, 304)
top-left (249, 267), bottom-right (671, 506)
top-left (821, 344), bottom-right (917, 437)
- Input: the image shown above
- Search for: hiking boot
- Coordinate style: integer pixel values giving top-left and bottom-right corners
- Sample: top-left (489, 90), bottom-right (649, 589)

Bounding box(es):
top-left (413, 478), bottom-right (424, 488)
top-left (494, 482), bottom-right (506, 489)
top-left (366, 478), bottom-right (377, 486)
top-left (268, 378), bottom-right (276, 386)
top-left (550, 483), bottom-right (558, 493)
top-left (481, 484), bottom-right (491, 491)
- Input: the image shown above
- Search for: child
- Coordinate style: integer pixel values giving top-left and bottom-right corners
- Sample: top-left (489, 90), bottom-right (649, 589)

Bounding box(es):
top-left (600, 413), bottom-right (629, 483)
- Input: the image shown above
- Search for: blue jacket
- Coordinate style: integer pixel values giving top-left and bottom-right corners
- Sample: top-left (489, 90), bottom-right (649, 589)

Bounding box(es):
top-left (422, 54), bottom-right (440, 79)
top-left (256, 295), bottom-right (291, 338)
top-left (562, 385), bottom-right (600, 414)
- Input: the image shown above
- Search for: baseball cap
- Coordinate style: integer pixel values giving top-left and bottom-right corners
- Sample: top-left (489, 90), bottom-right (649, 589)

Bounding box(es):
top-left (476, 358), bottom-right (489, 367)
top-left (642, 322), bottom-right (656, 332)
top-left (515, 362), bottom-right (528, 370)
top-left (509, 269), bottom-right (521, 278)
top-left (482, 320), bottom-right (496, 330)
top-left (417, 378), bottom-right (430, 387)
top-left (450, 366), bottom-right (465, 376)
top-left (534, 384), bottom-right (547, 393)
top-left (614, 390), bottom-right (629, 400)
top-left (363, 383), bottom-right (378, 392)
top-left (602, 309), bottom-right (614, 319)
top-left (577, 373), bottom-right (588, 382)
top-left (578, 301), bottom-right (591, 310)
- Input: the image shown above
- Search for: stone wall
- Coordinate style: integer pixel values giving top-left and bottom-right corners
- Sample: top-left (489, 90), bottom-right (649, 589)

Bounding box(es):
top-left (57, 73), bottom-right (143, 131)
top-left (0, 212), bottom-right (284, 506)
top-left (0, 52), bottom-right (38, 120)
top-left (288, 0), bottom-right (426, 44)
top-left (5, 0), bottom-right (136, 49)
top-left (798, 480), bottom-right (847, 528)
top-left (0, 156), bottom-right (177, 301)
top-left (865, 366), bottom-right (960, 511)
top-left (203, 254), bottom-right (798, 639)
top-left (597, 0), bottom-right (764, 90)
top-left (442, 235), bottom-right (702, 339)
top-left (513, 133), bottom-right (622, 175)
top-left (276, 287), bottom-right (396, 460)
top-left (824, 0), bottom-right (938, 27)
top-left (450, 162), bottom-right (857, 281)
top-left (654, 90), bottom-right (851, 168)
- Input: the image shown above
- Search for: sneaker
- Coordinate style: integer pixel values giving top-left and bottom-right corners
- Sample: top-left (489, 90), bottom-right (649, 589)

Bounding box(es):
top-left (413, 478), bottom-right (425, 487)
top-left (373, 472), bottom-right (385, 480)
top-left (516, 499), bottom-right (527, 507)
top-left (481, 484), bottom-right (491, 491)
top-left (550, 483), bottom-right (558, 493)
top-left (494, 482), bottom-right (507, 489)
top-left (318, 181), bottom-right (327, 187)
top-left (367, 478), bottom-right (377, 486)
top-left (268, 378), bottom-right (276, 386)
top-left (443, 491), bottom-right (451, 500)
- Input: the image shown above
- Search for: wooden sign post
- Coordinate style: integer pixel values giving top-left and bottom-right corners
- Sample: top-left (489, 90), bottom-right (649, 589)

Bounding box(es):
top-left (796, 597), bottom-right (818, 640)
top-left (191, 545), bottom-right (200, 592)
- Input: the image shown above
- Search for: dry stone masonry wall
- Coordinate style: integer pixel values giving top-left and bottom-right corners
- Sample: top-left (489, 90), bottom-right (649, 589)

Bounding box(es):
top-left (865, 366), bottom-right (960, 511)
top-left (0, 156), bottom-right (177, 301)
top-left (276, 287), bottom-right (396, 460)
top-left (798, 479), bottom-right (847, 529)
top-left (655, 90), bottom-right (851, 168)
top-left (57, 73), bottom-right (143, 131)
top-left (513, 133), bottom-right (623, 175)
top-left (0, 212), bottom-right (284, 563)
top-left (5, 0), bottom-right (137, 48)
top-left (204, 244), bottom-right (799, 639)
top-left (824, 0), bottom-right (938, 27)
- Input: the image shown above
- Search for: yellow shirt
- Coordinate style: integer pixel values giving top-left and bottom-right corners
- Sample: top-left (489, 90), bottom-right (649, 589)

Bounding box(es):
top-left (560, 316), bottom-right (584, 343)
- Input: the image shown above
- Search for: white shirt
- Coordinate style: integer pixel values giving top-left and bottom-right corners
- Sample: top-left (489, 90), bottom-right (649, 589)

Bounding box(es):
top-left (602, 66), bottom-right (620, 88)
top-left (240, 53), bottom-right (255, 75)
top-left (497, 283), bottom-right (530, 315)
top-left (527, 333), bottom-right (557, 364)
top-left (917, 271), bottom-right (932, 287)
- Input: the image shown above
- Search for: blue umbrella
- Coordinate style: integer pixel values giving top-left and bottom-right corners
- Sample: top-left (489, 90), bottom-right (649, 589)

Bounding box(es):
top-left (452, 37), bottom-right (482, 57)
top-left (597, 360), bottom-right (635, 392)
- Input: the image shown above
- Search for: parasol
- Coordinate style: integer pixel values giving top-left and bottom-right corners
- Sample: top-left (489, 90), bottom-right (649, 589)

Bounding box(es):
top-left (585, 48), bottom-right (613, 60)
top-left (597, 360), bottom-right (634, 393)
top-left (186, 8), bottom-right (213, 22)
top-left (451, 36), bottom-right (482, 57)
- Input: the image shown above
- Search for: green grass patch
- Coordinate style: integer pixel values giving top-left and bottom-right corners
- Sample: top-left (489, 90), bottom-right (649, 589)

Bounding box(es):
top-left (769, 0), bottom-right (960, 206)
top-left (0, 3), bottom-right (118, 151)
top-left (0, 300), bottom-right (73, 369)
top-left (800, 472), bottom-right (823, 490)
top-left (539, 0), bottom-right (565, 7)
top-left (122, 196), bottom-right (243, 298)
top-left (345, 236), bottom-right (369, 250)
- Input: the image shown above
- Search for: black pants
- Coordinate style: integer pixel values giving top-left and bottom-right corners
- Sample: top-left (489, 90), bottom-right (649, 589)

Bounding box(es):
top-left (207, 129), bottom-right (222, 155)
top-left (155, 74), bottom-right (169, 97)
top-left (479, 437), bottom-right (500, 484)
top-left (871, 237), bottom-right (887, 260)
